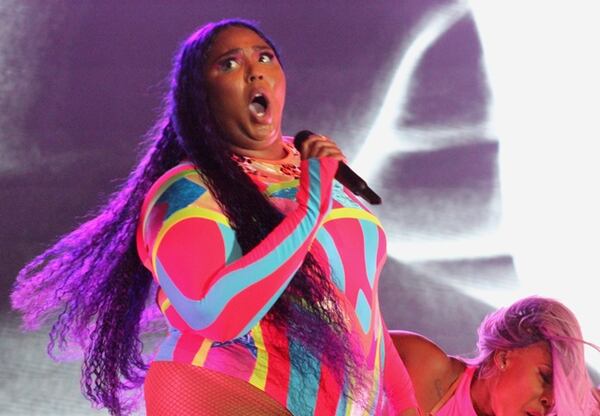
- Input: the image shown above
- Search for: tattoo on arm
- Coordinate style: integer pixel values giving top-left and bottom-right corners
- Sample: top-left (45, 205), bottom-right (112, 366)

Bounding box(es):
top-left (434, 378), bottom-right (445, 400)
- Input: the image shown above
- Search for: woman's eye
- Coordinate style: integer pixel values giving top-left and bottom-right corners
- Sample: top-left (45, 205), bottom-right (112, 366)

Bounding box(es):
top-left (219, 58), bottom-right (239, 71)
top-left (540, 371), bottom-right (553, 385)
top-left (258, 52), bottom-right (274, 63)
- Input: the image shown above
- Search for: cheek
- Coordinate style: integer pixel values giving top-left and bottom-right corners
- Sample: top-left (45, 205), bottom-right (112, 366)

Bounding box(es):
top-left (494, 384), bottom-right (518, 410)
top-left (273, 74), bottom-right (286, 109)
top-left (494, 373), bottom-right (540, 412)
top-left (208, 78), bottom-right (244, 114)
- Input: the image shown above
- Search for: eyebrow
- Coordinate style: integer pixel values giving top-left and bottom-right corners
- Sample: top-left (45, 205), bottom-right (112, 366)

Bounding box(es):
top-left (213, 45), bottom-right (273, 62)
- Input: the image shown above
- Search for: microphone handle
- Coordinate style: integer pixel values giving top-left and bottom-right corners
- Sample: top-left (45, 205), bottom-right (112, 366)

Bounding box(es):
top-left (293, 130), bottom-right (382, 205)
top-left (337, 163), bottom-right (382, 205)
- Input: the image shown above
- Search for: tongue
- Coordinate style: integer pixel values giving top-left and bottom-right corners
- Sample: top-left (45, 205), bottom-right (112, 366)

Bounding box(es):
top-left (249, 101), bottom-right (266, 116)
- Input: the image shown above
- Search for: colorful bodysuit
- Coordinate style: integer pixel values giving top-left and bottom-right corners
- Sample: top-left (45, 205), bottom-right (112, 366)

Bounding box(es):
top-left (136, 139), bottom-right (417, 415)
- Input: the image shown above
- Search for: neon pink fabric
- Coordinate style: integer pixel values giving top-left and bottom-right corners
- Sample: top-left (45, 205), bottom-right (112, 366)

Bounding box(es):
top-left (136, 139), bottom-right (417, 415)
top-left (144, 361), bottom-right (291, 415)
top-left (434, 366), bottom-right (477, 416)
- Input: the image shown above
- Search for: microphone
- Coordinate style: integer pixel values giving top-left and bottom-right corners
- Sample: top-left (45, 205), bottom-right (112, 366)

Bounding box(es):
top-left (294, 130), bottom-right (382, 205)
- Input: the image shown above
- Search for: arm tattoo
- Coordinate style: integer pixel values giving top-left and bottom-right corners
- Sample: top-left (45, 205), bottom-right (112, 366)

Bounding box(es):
top-left (434, 378), bottom-right (445, 400)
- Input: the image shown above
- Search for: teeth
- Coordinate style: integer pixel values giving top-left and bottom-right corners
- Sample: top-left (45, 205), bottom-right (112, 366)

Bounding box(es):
top-left (249, 102), bottom-right (265, 116)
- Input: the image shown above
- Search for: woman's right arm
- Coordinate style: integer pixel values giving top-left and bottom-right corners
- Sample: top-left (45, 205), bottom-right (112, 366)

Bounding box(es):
top-left (141, 156), bottom-right (338, 342)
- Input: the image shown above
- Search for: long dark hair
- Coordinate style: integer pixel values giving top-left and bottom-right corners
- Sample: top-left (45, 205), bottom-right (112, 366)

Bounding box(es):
top-left (12, 19), bottom-right (363, 415)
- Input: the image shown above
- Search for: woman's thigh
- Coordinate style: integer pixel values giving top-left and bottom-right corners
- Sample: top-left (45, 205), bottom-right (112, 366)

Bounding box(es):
top-left (144, 361), bottom-right (291, 416)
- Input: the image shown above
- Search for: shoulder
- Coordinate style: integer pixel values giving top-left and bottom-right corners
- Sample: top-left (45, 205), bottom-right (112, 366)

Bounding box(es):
top-left (390, 330), bottom-right (452, 372)
top-left (144, 161), bottom-right (206, 209)
top-left (390, 330), bottom-right (465, 411)
top-left (137, 162), bottom-right (217, 258)
top-left (141, 161), bottom-right (220, 221)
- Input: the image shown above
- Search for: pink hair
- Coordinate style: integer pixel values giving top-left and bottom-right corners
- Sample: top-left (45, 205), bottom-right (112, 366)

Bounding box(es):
top-left (471, 296), bottom-right (599, 415)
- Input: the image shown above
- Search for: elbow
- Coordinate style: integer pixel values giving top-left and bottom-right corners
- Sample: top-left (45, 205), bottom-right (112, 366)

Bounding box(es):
top-left (198, 314), bottom-right (247, 342)
top-left (166, 305), bottom-right (248, 342)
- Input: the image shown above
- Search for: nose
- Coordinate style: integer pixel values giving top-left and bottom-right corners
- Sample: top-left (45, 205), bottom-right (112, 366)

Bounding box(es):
top-left (540, 390), bottom-right (554, 413)
top-left (247, 62), bottom-right (264, 82)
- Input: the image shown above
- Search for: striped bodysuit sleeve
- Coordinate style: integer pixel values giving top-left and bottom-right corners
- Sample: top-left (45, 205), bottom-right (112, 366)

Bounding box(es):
top-left (382, 320), bottom-right (420, 412)
top-left (142, 157), bottom-right (338, 342)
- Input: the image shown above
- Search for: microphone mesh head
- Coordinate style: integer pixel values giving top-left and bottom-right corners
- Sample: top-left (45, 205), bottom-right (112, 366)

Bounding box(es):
top-left (293, 130), bottom-right (314, 150)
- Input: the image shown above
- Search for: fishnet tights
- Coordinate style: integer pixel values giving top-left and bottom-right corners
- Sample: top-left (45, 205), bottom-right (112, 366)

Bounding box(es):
top-left (144, 361), bottom-right (292, 415)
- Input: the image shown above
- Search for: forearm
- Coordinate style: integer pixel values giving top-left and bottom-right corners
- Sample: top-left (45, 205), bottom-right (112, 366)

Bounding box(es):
top-left (152, 158), bottom-right (337, 340)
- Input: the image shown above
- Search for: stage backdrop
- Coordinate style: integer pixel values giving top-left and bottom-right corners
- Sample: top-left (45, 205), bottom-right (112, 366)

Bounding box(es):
top-left (1, 1), bottom-right (598, 414)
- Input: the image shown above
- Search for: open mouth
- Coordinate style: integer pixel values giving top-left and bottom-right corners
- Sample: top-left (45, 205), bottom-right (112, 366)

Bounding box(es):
top-left (249, 93), bottom-right (269, 117)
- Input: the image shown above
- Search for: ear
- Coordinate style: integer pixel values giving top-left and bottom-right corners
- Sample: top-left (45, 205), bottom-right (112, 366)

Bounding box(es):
top-left (493, 350), bottom-right (508, 371)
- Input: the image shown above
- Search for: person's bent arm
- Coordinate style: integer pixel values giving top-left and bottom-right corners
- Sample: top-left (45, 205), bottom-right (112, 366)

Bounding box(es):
top-left (140, 156), bottom-right (337, 341)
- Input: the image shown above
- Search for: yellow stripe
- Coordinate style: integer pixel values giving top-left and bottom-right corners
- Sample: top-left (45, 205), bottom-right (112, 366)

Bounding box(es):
top-left (160, 298), bottom-right (171, 314)
top-left (323, 207), bottom-right (382, 227)
top-left (191, 338), bottom-right (213, 367)
top-left (151, 206), bottom-right (230, 273)
top-left (345, 395), bottom-right (354, 416)
top-left (343, 334), bottom-right (383, 416)
top-left (266, 179), bottom-right (299, 195)
top-left (364, 334), bottom-right (383, 415)
top-left (248, 324), bottom-right (269, 390)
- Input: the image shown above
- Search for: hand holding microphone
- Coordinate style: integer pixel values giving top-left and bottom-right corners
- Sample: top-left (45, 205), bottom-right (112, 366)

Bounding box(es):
top-left (294, 130), bottom-right (382, 205)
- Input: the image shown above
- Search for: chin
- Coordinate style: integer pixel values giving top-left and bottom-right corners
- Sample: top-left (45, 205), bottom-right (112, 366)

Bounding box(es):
top-left (249, 131), bottom-right (281, 146)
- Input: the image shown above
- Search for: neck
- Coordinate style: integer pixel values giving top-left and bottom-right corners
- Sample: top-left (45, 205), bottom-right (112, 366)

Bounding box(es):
top-left (230, 140), bottom-right (287, 160)
top-left (470, 368), bottom-right (495, 416)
